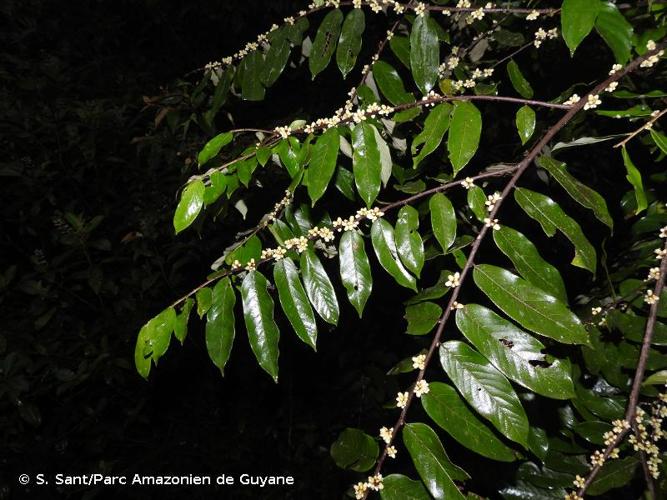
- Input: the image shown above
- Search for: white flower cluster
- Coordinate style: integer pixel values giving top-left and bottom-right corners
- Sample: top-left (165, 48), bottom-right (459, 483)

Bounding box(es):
top-left (533, 27), bottom-right (558, 48)
top-left (333, 207), bottom-right (384, 232)
top-left (412, 354), bottom-right (426, 370)
top-left (485, 192), bottom-right (502, 211)
top-left (526, 10), bottom-right (540, 21)
top-left (267, 190), bottom-right (293, 223)
top-left (583, 94), bottom-right (602, 110)
top-left (461, 177), bottom-right (475, 189)
top-left (484, 217), bottom-right (501, 230)
top-left (645, 290), bottom-right (660, 305)
top-left (641, 40), bottom-right (665, 68)
top-left (647, 267), bottom-right (661, 281)
top-left (446, 272), bottom-right (461, 288)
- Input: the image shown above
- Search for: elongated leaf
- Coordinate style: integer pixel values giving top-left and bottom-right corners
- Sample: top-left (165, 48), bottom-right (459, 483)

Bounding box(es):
top-left (195, 287), bottom-right (213, 318)
top-left (448, 101), bottom-right (482, 175)
top-left (262, 29), bottom-right (291, 87)
top-left (621, 147), bottom-right (647, 214)
top-left (205, 278), bottom-right (236, 374)
top-left (301, 248), bottom-right (339, 325)
top-left (409, 13), bottom-right (439, 94)
top-left (381, 474), bottom-right (430, 500)
top-left (352, 122), bottom-right (382, 207)
top-left (241, 51), bottom-right (265, 101)
top-left (274, 259), bottom-right (317, 350)
top-left (306, 128), bottom-right (340, 205)
top-left (439, 341), bottom-right (530, 448)
top-left (422, 382), bottom-right (518, 462)
top-left (411, 103), bottom-right (451, 168)
top-left (198, 132), bottom-right (233, 165)
top-left (374, 126), bottom-right (393, 187)
top-left (473, 264), bottom-right (590, 345)
top-left (135, 324), bottom-right (152, 379)
top-left (371, 219), bottom-right (417, 291)
top-left (515, 105), bottom-right (535, 145)
top-left (403, 422), bottom-right (468, 500)
top-left (336, 9), bottom-right (365, 78)
top-left (339, 231), bottom-right (372, 317)
top-left (390, 35), bottom-right (411, 69)
top-left (241, 271), bottom-right (280, 381)
top-left (467, 185), bottom-right (487, 222)
top-left (514, 187), bottom-right (597, 273)
top-left (136, 308), bottom-right (176, 372)
top-left (430, 193), bottom-right (456, 253)
top-left (595, 2), bottom-right (633, 64)
top-left (538, 156), bottom-right (613, 229)
top-left (651, 129), bottom-right (667, 155)
top-left (588, 456), bottom-right (638, 495)
top-left (506, 60), bottom-right (533, 98)
top-left (174, 298), bottom-right (194, 344)
top-left (405, 301), bottom-right (442, 335)
top-left (561, 0), bottom-right (601, 55)
top-left (309, 9), bottom-right (344, 79)
top-left (493, 225), bottom-right (568, 302)
top-left (373, 60), bottom-right (414, 105)
top-left (456, 305), bottom-right (575, 399)
top-left (330, 428), bottom-right (378, 472)
top-left (396, 206), bottom-right (425, 277)
top-left (174, 180), bottom-right (205, 234)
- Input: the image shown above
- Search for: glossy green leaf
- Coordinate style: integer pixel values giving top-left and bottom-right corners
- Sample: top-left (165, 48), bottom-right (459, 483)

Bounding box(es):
top-left (493, 225), bottom-right (567, 302)
top-left (473, 264), bottom-right (590, 345)
top-left (538, 156), bottom-right (613, 229)
top-left (561, 0), bottom-right (601, 55)
top-left (195, 287), bottom-right (213, 318)
top-left (274, 259), bottom-right (317, 350)
top-left (411, 103), bottom-right (451, 168)
top-left (276, 138), bottom-right (301, 178)
top-left (138, 308), bottom-right (176, 368)
top-left (651, 129), bottom-right (667, 154)
top-left (241, 51), bottom-right (265, 101)
top-left (330, 427), bottom-right (378, 472)
top-left (352, 122), bottom-right (382, 207)
top-left (306, 128), bottom-right (339, 205)
top-left (448, 101), bottom-right (482, 175)
top-left (262, 29), bottom-right (291, 87)
top-left (205, 278), bottom-right (236, 374)
top-left (499, 481), bottom-right (566, 499)
top-left (134, 324), bottom-right (152, 379)
top-left (621, 147), bottom-right (647, 214)
top-left (405, 301), bottom-right (442, 335)
top-left (403, 422), bottom-right (468, 500)
top-left (515, 105), bottom-right (535, 145)
top-left (390, 35), bottom-right (411, 69)
top-left (439, 341), bottom-right (530, 448)
top-left (198, 132), bottom-right (233, 165)
top-left (174, 298), bottom-right (194, 344)
top-left (336, 9), bottom-right (365, 78)
top-left (467, 185), bottom-right (487, 222)
top-left (334, 166), bottom-right (356, 200)
top-left (173, 180), bottom-right (205, 234)
top-left (588, 457), bottom-right (638, 495)
top-left (595, 2), bottom-right (633, 64)
top-left (371, 219), bottom-right (417, 291)
top-left (381, 474), bottom-right (430, 500)
top-left (309, 9), bottom-right (344, 79)
top-left (506, 60), bottom-right (533, 99)
top-left (430, 193), bottom-right (457, 253)
top-left (241, 271), bottom-right (280, 382)
top-left (514, 188), bottom-right (597, 273)
top-left (375, 126), bottom-right (393, 187)
top-left (409, 13), bottom-right (439, 94)
top-left (421, 382), bottom-right (518, 462)
top-left (396, 206), bottom-right (425, 277)
top-left (456, 305), bottom-right (575, 399)
top-left (339, 231), bottom-right (372, 317)
top-left (373, 60), bottom-right (414, 106)
top-left (301, 248), bottom-right (339, 325)
top-left (404, 270), bottom-right (453, 305)
top-left (607, 310), bottom-right (667, 346)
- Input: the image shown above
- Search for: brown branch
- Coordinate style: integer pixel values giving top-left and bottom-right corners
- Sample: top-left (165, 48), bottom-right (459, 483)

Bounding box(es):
top-left (614, 108), bottom-right (667, 149)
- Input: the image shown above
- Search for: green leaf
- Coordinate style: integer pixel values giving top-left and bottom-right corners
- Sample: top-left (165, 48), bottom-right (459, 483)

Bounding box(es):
top-left (430, 193), bottom-right (457, 253)
top-left (139, 308), bottom-right (176, 368)
top-left (205, 278), bottom-right (236, 374)
top-left (421, 382), bottom-right (518, 462)
top-left (339, 231), bottom-right (372, 317)
top-left (198, 132), bottom-right (233, 165)
top-left (371, 219), bottom-right (417, 291)
top-left (588, 457), bottom-right (638, 495)
top-left (135, 325), bottom-right (152, 379)
top-left (274, 259), bottom-right (318, 350)
top-left (595, 2), bottom-right (633, 64)
top-left (381, 474), bottom-right (430, 500)
top-left (448, 101), bottom-right (482, 175)
top-left (621, 147), bottom-right (648, 214)
top-left (456, 305), bottom-right (575, 399)
top-left (473, 264), bottom-right (590, 345)
top-left (373, 60), bottom-right (414, 105)
top-left (506, 60), bottom-right (534, 99)
top-left (330, 428), bottom-right (378, 472)
top-left (467, 185), bottom-right (487, 222)
top-left (411, 103), bottom-right (451, 168)
top-left (241, 51), bottom-right (266, 101)
top-left (336, 9), bottom-right (365, 78)
top-left (262, 29), bottom-right (291, 87)
top-left (396, 206), bottom-right (425, 277)
top-left (390, 35), bottom-right (411, 69)
top-left (352, 123), bottom-right (382, 207)
top-left (174, 298), bottom-right (194, 344)
top-left (515, 105), bottom-right (535, 145)
top-left (403, 422), bottom-right (468, 500)
top-left (514, 188), bottom-right (597, 273)
top-left (195, 287), bottom-right (213, 318)
top-left (173, 180), bottom-right (205, 234)
top-left (537, 156), bottom-right (613, 229)
top-left (334, 166), bottom-right (356, 200)
top-left (405, 301), bottom-right (442, 335)
top-left (439, 341), bottom-right (530, 448)
top-left (651, 129), bottom-right (667, 154)
top-left (306, 128), bottom-right (340, 205)
top-left (409, 13), bottom-right (439, 94)
top-left (301, 248), bottom-right (339, 325)
top-left (561, 0), bottom-right (601, 55)
top-left (276, 137), bottom-right (301, 178)
top-left (493, 225), bottom-right (568, 302)
top-left (309, 9), bottom-right (344, 79)
top-left (241, 271), bottom-right (280, 382)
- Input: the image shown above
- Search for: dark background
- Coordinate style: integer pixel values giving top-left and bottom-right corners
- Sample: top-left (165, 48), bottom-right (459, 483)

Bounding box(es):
top-left (0, 1), bottom-right (653, 499)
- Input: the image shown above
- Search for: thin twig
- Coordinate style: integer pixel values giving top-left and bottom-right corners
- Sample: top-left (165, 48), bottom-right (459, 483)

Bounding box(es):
top-left (614, 108), bottom-right (667, 149)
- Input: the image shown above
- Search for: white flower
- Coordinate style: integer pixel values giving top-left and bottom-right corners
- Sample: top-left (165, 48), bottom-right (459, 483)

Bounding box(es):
top-left (484, 217), bottom-right (501, 230)
top-left (647, 40), bottom-right (657, 51)
top-left (645, 290), bottom-right (660, 305)
top-left (367, 474), bottom-right (384, 491)
top-left (414, 380), bottom-right (430, 397)
top-left (526, 10), bottom-right (540, 21)
top-left (244, 258), bottom-right (256, 271)
top-left (412, 354), bottom-right (426, 370)
top-left (648, 267), bottom-right (661, 281)
top-left (605, 81), bottom-right (618, 93)
top-left (564, 94), bottom-right (581, 106)
top-left (485, 192), bottom-right (502, 211)
top-left (446, 272), bottom-right (461, 288)
top-left (661, 226), bottom-right (667, 238)
top-left (461, 177), bottom-right (475, 189)
top-left (656, 248), bottom-right (667, 259)
top-left (396, 391), bottom-right (409, 408)
top-left (353, 482), bottom-right (367, 499)
top-left (451, 301), bottom-right (465, 310)
top-left (386, 445), bottom-right (397, 458)
top-left (591, 306), bottom-right (602, 316)
top-left (414, 2), bottom-right (427, 17)
top-left (583, 94), bottom-right (602, 110)
top-left (380, 426), bottom-right (393, 444)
